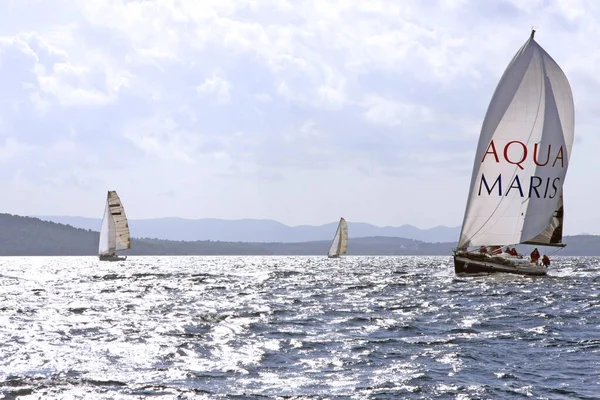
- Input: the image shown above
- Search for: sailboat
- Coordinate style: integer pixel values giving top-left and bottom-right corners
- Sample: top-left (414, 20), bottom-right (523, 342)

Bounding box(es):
top-left (327, 217), bottom-right (348, 258)
top-left (98, 190), bottom-right (131, 261)
top-left (454, 29), bottom-right (574, 276)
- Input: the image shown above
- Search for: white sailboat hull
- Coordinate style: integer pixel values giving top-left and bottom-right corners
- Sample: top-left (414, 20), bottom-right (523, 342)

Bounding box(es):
top-left (453, 255), bottom-right (547, 276)
top-left (99, 254), bottom-right (128, 262)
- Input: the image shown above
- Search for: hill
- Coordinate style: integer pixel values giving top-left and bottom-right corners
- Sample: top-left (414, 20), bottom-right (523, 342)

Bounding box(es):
top-left (2, 214), bottom-right (451, 256)
top-left (3, 214), bottom-right (600, 256)
top-left (34, 216), bottom-right (461, 243)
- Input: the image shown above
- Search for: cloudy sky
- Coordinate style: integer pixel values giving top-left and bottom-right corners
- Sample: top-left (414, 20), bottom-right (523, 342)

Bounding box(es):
top-left (1, 0), bottom-right (599, 234)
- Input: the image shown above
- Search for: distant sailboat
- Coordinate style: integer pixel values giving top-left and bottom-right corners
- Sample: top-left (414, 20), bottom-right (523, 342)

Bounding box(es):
top-left (328, 217), bottom-right (348, 258)
top-left (98, 190), bottom-right (131, 261)
top-left (453, 29), bottom-right (574, 276)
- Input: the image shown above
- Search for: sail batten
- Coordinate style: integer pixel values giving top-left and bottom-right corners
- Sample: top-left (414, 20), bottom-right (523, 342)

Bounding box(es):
top-left (457, 34), bottom-right (574, 249)
top-left (98, 190), bottom-right (131, 257)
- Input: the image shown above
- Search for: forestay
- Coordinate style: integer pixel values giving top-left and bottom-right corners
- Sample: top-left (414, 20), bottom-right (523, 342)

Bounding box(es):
top-left (458, 32), bottom-right (574, 249)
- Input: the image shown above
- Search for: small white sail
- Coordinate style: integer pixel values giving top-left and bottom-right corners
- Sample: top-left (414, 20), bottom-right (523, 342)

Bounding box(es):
top-left (458, 31), bottom-right (574, 249)
top-left (328, 217), bottom-right (348, 257)
top-left (98, 190), bottom-right (131, 257)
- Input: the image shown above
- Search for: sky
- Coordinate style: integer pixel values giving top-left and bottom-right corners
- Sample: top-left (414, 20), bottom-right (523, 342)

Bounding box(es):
top-left (1, 0), bottom-right (599, 234)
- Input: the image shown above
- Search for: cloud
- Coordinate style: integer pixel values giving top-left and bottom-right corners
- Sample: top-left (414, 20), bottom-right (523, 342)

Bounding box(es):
top-left (0, 137), bottom-right (34, 163)
top-left (362, 95), bottom-right (433, 127)
top-left (196, 72), bottom-right (232, 105)
top-left (123, 115), bottom-right (201, 164)
top-left (0, 0), bottom-right (598, 233)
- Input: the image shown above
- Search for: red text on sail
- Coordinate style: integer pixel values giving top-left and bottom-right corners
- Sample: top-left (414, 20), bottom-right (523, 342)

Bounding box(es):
top-left (477, 140), bottom-right (565, 198)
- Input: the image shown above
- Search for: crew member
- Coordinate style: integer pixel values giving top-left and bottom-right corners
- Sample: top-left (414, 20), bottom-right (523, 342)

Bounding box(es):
top-left (530, 248), bottom-right (540, 263)
top-left (542, 255), bottom-right (550, 267)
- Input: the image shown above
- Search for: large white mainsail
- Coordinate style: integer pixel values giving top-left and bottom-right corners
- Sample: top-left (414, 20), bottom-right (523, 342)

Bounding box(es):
top-left (328, 217), bottom-right (348, 258)
top-left (98, 190), bottom-right (131, 258)
top-left (457, 30), bottom-right (574, 250)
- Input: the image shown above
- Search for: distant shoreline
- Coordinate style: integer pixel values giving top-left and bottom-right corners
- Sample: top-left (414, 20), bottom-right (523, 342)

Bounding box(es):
top-left (1, 214), bottom-right (599, 256)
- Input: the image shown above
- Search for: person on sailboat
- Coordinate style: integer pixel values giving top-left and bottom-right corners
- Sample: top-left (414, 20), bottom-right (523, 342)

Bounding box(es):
top-left (542, 255), bottom-right (550, 267)
top-left (479, 245), bottom-right (488, 254)
top-left (530, 248), bottom-right (540, 264)
top-left (490, 245), bottom-right (502, 255)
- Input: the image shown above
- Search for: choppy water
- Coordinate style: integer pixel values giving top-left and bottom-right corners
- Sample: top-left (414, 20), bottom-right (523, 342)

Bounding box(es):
top-left (0, 256), bottom-right (599, 399)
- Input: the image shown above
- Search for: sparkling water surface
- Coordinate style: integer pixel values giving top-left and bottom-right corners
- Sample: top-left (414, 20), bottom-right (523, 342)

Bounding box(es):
top-left (0, 256), bottom-right (599, 399)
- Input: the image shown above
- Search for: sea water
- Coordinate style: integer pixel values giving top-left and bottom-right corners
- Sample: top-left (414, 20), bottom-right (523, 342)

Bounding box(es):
top-left (0, 256), bottom-right (598, 399)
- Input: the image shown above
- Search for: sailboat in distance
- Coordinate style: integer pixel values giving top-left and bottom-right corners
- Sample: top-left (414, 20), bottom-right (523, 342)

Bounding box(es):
top-left (98, 190), bottom-right (131, 261)
top-left (454, 29), bottom-right (574, 276)
top-left (328, 217), bottom-right (348, 258)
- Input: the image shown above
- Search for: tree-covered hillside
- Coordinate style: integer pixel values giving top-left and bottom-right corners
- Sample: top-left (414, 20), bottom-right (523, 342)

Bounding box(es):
top-left (0, 214), bottom-right (452, 256)
top-left (2, 213), bottom-right (600, 256)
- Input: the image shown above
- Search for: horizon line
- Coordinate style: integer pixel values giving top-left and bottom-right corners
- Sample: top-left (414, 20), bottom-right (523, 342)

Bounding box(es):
top-left (10, 213), bottom-right (593, 236)
top-left (27, 214), bottom-right (461, 230)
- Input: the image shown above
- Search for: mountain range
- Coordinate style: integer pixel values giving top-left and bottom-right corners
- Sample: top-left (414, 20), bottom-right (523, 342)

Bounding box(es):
top-left (2, 213), bottom-right (600, 256)
top-left (2, 214), bottom-right (452, 256)
top-left (34, 216), bottom-right (461, 243)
